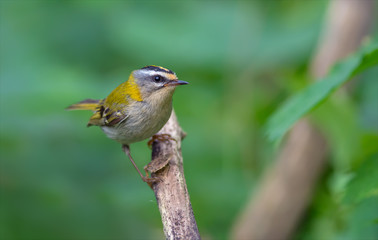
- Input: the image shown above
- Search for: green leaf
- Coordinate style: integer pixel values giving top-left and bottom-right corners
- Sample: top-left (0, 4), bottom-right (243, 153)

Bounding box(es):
top-left (265, 42), bottom-right (378, 141)
top-left (338, 196), bottom-right (378, 240)
top-left (343, 154), bottom-right (378, 204)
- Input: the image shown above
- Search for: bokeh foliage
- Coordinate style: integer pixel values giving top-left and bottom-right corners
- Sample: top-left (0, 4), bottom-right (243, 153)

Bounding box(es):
top-left (266, 43), bottom-right (378, 141)
top-left (0, 1), bottom-right (377, 240)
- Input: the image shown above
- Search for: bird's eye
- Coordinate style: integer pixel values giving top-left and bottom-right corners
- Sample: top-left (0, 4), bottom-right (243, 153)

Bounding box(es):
top-left (154, 76), bottom-right (162, 83)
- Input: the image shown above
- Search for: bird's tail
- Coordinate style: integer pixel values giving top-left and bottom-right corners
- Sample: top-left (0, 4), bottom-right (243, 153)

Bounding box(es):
top-left (66, 99), bottom-right (101, 111)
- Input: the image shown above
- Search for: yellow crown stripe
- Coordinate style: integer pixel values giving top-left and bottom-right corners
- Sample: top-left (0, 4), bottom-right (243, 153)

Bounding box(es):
top-left (150, 65), bottom-right (171, 72)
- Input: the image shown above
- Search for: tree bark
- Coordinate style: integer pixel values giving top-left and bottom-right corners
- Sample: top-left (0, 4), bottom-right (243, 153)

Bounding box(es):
top-left (231, 0), bottom-right (373, 240)
top-left (146, 110), bottom-right (201, 240)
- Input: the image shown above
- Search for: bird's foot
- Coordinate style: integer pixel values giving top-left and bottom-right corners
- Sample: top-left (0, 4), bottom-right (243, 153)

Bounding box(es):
top-left (142, 168), bottom-right (160, 188)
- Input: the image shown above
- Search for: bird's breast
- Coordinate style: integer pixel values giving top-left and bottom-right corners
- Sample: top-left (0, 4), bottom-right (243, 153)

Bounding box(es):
top-left (102, 95), bottom-right (173, 145)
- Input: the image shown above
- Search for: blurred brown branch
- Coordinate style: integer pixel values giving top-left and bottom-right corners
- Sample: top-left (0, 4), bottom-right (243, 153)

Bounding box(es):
top-left (231, 0), bottom-right (374, 240)
top-left (147, 110), bottom-right (201, 240)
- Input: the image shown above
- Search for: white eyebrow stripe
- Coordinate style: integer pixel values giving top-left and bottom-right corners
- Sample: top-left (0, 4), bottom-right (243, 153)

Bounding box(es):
top-left (139, 69), bottom-right (159, 76)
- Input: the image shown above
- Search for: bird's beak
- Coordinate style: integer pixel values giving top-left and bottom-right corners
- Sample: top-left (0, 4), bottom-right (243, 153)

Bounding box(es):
top-left (164, 80), bottom-right (189, 87)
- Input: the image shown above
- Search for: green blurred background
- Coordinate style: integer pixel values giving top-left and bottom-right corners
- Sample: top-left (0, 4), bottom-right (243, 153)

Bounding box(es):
top-left (1, 1), bottom-right (377, 240)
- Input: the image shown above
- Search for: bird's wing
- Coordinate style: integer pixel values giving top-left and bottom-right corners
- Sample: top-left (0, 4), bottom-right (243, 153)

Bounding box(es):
top-left (87, 78), bottom-right (138, 127)
top-left (87, 101), bottom-right (128, 127)
top-left (102, 105), bottom-right (129, 126)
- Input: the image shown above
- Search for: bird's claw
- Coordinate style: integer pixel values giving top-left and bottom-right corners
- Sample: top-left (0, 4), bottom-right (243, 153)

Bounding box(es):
top-left (142, 176), bottom-right (159, 188)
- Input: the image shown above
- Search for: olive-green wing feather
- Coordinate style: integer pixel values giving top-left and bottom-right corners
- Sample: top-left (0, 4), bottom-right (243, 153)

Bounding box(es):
top-left (88, 102), bottom-right (128, 127)
top-left (79, 75), bottom-right (139, 127)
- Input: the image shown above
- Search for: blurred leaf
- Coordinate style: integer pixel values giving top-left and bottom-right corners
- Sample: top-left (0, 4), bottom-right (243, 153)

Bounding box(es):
top-left (265, 42), bottom-right (378, 141)
top-left (311, 95), bottom-right (361, 171)
top-left (338, 196), bottom-right (378, 240)
top-left (339, 155), bottom-right (378, 240)
top-left (343, 155), bottom-right (378, 204)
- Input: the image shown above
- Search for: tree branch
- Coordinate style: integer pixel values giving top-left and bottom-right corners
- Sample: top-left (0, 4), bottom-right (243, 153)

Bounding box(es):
top-left (146, 110), bottom-right (201, 240)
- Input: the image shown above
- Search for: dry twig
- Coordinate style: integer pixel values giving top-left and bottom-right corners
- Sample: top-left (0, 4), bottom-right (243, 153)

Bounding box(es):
top-left (146, 110), bottom-right (200, 240)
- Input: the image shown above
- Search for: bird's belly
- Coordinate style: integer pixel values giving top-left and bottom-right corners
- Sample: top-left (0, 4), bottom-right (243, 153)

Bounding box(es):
top-left (101, 101), bottom-right (172, 145)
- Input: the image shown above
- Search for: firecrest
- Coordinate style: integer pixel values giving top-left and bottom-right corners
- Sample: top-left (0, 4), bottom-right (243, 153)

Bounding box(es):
top-left (67, 65), bottom-right (188, 182)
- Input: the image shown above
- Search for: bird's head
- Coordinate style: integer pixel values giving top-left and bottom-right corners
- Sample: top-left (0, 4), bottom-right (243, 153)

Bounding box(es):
top-left (131, 66), bottom-right (188, 100)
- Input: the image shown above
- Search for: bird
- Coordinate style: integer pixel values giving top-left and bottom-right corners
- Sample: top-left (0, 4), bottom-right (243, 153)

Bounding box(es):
top-left (67, 65), bottom-right (188, 182)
